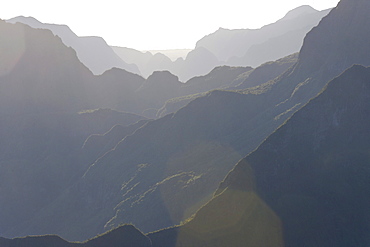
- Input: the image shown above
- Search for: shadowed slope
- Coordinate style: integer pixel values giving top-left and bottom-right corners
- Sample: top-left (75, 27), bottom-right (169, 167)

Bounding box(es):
top-left (216, 65), bottom-right (370, 246)
top-left (149, 64), bottom-right (370, 247)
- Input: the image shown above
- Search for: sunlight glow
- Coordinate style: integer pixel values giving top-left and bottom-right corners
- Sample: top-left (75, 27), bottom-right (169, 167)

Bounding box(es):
top-left (0, 0), bottom-right (340, 50)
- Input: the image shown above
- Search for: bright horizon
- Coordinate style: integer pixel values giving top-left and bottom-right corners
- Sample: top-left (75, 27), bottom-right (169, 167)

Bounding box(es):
top-left (1, 0), bottom-right (340, 51)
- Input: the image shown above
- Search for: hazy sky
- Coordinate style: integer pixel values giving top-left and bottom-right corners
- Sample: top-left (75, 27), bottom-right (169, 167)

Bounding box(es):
top-left (1, 0), bottom-right (340, 50)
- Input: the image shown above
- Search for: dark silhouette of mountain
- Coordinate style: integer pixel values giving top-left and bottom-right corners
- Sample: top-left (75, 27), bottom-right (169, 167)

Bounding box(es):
top-left (2, 0), bottom-right (370, 244)
top-left (0, 224), bottom-right (151, 247)
top-left (0, 20), bottom-right (146, 116)
top-left (0, 20), bottom-right (94, 114)
top-left (7, 69), bottom-right (370, 247)
top-left (4, 0), bottom-right (358, 240)
top-left (82, 224), bottom-right (152, 247)
top-left (0, 18), bottom-right (248, 119)
top-left (7, 16), bottom-right (140, 75)
top-left (157, 64), bottom-right (370, 247)
top-left (0, 20), bottom-right (152, 240)
top-left (0, 19), bottom-right (259, 241)
top-left (197, 6), bottom-right (331, 66)
top-left (147, 0), bottom-right (370, 245)
top-left (94, 65), bottom-right (254, 118)
top-left (72, 0), bottom-right (370, 241)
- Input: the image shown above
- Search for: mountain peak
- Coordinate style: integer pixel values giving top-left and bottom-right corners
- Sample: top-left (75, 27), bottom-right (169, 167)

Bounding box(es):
top-left (147, 70), bottom-right (179, 83)
top-left (7, 15), bottom-right (42, 25)
top-left (281, 5), bottom-right (318, 20)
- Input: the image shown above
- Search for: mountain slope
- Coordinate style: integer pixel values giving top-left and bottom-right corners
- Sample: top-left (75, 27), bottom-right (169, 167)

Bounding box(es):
top-left (0, 20), bottom-right (94, 114)
top-left (8, 68), bottom-right (370, 247)
top-left (7, 16), bottom-right (140, 75)
top-left (0, 20), bottom-right (151, 239)
top-left (150, 63), bottom-right (370, 247)
top-left (157, 53), bottom-right (297, 118)
top-left (11, 0), bottom-right (370, 241)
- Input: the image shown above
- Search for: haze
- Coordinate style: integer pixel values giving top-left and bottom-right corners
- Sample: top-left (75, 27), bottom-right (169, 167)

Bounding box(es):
top-left (1, 0), bottom-right (340, 51)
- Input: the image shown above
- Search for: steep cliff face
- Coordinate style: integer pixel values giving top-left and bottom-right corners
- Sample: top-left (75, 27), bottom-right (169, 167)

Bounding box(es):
top-left (150, 65), bottom-right (370, 247)
top-left (296, 0), bottom-right (370, 79)
top-left (215, 64), bottom-right (370, 246)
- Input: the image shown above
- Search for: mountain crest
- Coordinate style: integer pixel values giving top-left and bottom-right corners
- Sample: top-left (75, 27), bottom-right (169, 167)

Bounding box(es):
top-left (282, 5), bottom-right (318, 20)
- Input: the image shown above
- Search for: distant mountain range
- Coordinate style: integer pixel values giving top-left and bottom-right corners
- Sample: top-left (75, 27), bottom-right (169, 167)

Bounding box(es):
top-left (111, 5), bottom-right (330, 81)
top-left (7, 6), bottom-right (329, 82)
top-left (197, 5), bottom-right (331, 66)
top-left (6, 16), bottom-right (140, 75)
top-left (146, 49), bottom-right (191, 61)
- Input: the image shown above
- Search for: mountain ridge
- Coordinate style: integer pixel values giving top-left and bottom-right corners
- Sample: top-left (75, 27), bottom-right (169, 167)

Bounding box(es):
top-left (6, 16), bottom-right (140, 75)
top-left (196, 6), bottom-right (331, 65)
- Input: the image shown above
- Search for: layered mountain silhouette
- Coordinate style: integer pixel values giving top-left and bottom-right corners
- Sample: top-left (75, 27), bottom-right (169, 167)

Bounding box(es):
top-left (147, 49), bottom-right (191, 61)
top-left (154, 64), bottom-right (370, 247)
top-left (23, 0), bottom-right (370, 241)
top-left (6, 16), bottom-right (140, 75)
top-left (4, 65), bottom-right (370, 246)
top-left (148, 0), bottom-right (370, 246)
top-left (113, 46), bottom-right (221, 81)
top-left (0, 18), bottom-right (290, 241)
top-left (157, 53), bottom-right (298, 118)
top-left (0, 20), bottom-right (150, 239)
top-left (0, 20), bottom-right (252, 119)
top-left (2, 0), bottom-right (370, 245)
top-left (197, 5), bottom-right (330, 66)
top-left (111, 6), bottom-right (328, 81)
